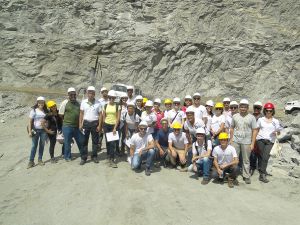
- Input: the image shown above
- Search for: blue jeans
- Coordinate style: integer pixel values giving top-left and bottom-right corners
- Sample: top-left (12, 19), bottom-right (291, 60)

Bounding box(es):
top-left (131, 149), bottom-right (155, 170)
top-left (62, 126), bottom-right (85, 160)
top-left (29, 129), bottom-right (47, 161)
top-left (196, 157), bottom-right (212, 179)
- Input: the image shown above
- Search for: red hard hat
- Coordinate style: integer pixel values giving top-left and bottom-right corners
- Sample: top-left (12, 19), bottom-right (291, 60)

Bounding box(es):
top-left (264, 102), bottom-right (275, 109)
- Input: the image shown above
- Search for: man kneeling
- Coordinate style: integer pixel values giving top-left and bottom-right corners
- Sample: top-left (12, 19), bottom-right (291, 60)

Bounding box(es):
top-left (212, 132), bottom-right (239, 188)
top-left (130, 121), bottom-right (155, 176)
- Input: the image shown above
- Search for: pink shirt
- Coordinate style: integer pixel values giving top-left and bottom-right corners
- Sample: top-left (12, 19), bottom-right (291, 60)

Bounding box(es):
top-left (154, 110), bottom-right (164, 129)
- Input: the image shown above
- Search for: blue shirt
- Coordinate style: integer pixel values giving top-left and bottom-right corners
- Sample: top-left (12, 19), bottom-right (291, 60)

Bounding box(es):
top-left (155, 128), bottom-right (171, 148)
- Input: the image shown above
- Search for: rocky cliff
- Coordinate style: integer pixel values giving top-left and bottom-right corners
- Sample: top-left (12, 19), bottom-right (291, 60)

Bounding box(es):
top-left (0, 0), bottom-right (299, 103)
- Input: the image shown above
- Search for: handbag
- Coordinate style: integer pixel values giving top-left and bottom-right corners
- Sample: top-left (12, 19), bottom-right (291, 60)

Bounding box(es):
top-left (269, 136), bottom-right (282, 158)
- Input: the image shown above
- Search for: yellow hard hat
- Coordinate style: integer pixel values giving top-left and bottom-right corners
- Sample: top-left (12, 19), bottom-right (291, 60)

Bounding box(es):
top-left (215, 102), bottom-right (224, 108)
top-left (143, 97), bottom-right (148, 104)
top-left (172, 122), bottom-right (182, 129)
top-left (164, 98), bottom-right (172, 104)
top-left (218, 132), bottom-right (229, 140)
top-left (46, 100), bottom-right (57, 109)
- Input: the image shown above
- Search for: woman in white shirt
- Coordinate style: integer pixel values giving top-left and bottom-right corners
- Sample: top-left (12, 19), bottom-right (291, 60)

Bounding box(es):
top-left (27, 96), bottom-right (49, 169)
top-left (210, 102), bottom-right (226, 147)
top-left (256, 102), bottom-right (282, 183)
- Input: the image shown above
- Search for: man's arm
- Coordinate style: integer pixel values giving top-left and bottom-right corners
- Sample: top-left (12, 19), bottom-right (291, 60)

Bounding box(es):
top-left (79, 110), bottom-right (84, 130)
top-left (130, 144), bottom-right (135, 157)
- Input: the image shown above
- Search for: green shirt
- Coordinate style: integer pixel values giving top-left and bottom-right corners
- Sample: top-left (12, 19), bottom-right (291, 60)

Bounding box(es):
top-left (61, 100), bottom-right (80, 127)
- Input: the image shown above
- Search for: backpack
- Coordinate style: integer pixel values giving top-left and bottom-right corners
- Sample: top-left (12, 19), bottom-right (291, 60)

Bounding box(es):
top-left (104, 103), bottom-right (119, 113)
top-left (195, 136), bottom-right (208, 156)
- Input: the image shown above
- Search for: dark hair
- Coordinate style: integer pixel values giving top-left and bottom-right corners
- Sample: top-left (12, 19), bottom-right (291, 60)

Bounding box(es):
top-left (32, 103), bottom-right (49, 113)
top-left (263, 108), bottom-right (275, 116)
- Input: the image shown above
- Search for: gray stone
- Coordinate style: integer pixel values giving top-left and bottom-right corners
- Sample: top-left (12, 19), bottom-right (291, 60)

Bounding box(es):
top-left (291, 135), bottom-right (300, 153)
top-left (290, 115), bottom-right (300, 129)
top-left (277, 127), bottom-right (300, 142)
top-left (289, 166), bottom-right (300, 179)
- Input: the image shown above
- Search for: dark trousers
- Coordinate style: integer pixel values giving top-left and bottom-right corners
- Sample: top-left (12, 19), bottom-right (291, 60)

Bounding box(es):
top-left (212, 165), bottom-right (239, 179)
top-left (250, 151), bottom-right (258, 169)
top-left (82, 120), bottom-right (99, 159)
top-left (103, 123), bottom-right (118, 160)
top-left (257, 139), bottom-right (273, 175)
top-left (48, 134), bottom-right (56, 158)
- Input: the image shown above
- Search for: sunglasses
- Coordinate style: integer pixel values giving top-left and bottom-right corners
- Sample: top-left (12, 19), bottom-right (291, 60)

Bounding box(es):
top-left (139, 127), bottom-right (147, 130)
top-left (254, 107), bottom-right (262, 110)
top-left (215, 108), bottom-right (223, 111)
top-left (174, 102), bottom-right (180, 105)
top-left (230, 106), bottom-right (237, 109)
top-left (223, 102), bottom-right (230, 104)
top-left (193, 97), bottom-right (200, 100)
top-left (266, 110), bottom-right (273, 113)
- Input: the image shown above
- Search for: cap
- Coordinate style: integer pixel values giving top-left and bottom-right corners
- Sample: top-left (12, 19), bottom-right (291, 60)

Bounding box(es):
top-left (196, 128), bottom-right (205, 134)
top-left (37, 96), bottom-right (45, 101)
top-left (135, 95), bottom-right (143, 100)
top-left (229, 101), bottom-right (238, 106)
top-left (173, 97), bottom-right (180, 103)
top-left (205, 100), bottom-right (214, 107)
top-left (87, 86), bottom-right (95, 91)
top-left (154, 98), bottom-right (161, 104)
top-left (108, 90), bottom-right (116, 97)
top-left (67, 87), bottom-right (76, 93)
top-left (193, 92), bottom-right (201, 97)
top-left (186, 106), bottom-right (195, 113)
top-left (127, 85), bottom-right (134, 90)
top-left (100, 87), bottom-right (107, 92)
top-left (145, 100), bottom-right (154, 107)
top-left (223, 97), bottom-right (231, 102)
top-left (254, 101), bottom-right (263, 107)
top-left (139, 121), bottom-right (148, 127)
top-left (240, 99), bottom-right (249, 105)
top-left (184, 95), bottom-right (192, 100)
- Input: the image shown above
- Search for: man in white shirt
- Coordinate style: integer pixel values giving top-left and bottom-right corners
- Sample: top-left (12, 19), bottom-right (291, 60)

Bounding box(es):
top-left (130, 121), bottom-right (155, 176)
top-left (212, 132), bottom-right (239, 188)
top-left (191, 92), bottom-right (208, 124)
top-left (168, 122), bottom-right (189, 171)
top-left (126, 85), bottom-right (135, 104)
top-left (79, 86), bottom-right (102, 164)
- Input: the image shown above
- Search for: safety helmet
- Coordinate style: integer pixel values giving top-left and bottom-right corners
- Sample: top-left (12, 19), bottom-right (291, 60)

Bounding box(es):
top-left (164, 99), bottom-right (172, 104)
top-left (264, 102), bottom-right (275, 109)
top-left (46, 100), bottom-right (57, 108)
top-left (218, 132), bottom-right (229, 140)
top-left (215, 102), bottom-right (224, 108)
top-left (172, 122), bottom-right (182, 129)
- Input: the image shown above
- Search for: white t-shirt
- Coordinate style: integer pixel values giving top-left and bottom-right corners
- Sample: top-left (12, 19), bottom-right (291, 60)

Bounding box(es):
top-left (127, 97), bottom-right (136, 105)
top-left (99, 98), bottom-right (109, 107)
top-left (168, 132), bottom-right (189, 149)
top-left (192, 140), bottom-right (212, 156)
top-left (130, 133), bottom-right (153, 154)
top-left (80, 99), bottom-right (102, 121)
top-left (191, 105), bottom-right (208, 120)
top-left (212, 145), bottom-right (237, 165)
top-left (125, 112), bottom-right (140, 130)
top-left (29, 108), bottom-right (46, 129)
top-left (211, 114), bottom-right (226, 133)
top-left (256, 117), bottom-right (282, 143)
top-left (141, 111), bottom-right (157, 134)
top-left (119, 105), bottom-right (128, 129)
top-left (184, 119), bottom-right (206, 137)
top-left (206, 114), bottom-right (213, 133)
top-left (166, 109), bottom-right (186, 126)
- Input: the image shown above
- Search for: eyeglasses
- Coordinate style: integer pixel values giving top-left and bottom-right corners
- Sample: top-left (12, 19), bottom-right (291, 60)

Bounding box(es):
top-left (193, 98), bottom-right (200, 100)
top-left (230, 106), bottom-right (237, 109)
top-left (139, 127), bottom-right (147, 131)
top-left (174, 102), bottom-right (180, 105)
top-left (215, 108), bottom-right (223, 111)
top-left (223, 102), bottom-right (230, 104)
top-left (254, 107), bottom-right (262, 110)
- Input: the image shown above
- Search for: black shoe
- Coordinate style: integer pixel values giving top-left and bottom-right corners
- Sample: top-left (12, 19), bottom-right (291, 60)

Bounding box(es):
top-left (79, 160), bottom-right (86, 165)
top-left (145, 168), bottom-right (151, 176)
top-left (111, 159), bottom-right (118, 168)
top-left (201, 178), bottom-right (209, 185)
top-left (92, 157), bottom-right (99, 164)
top-left (250, 168), bottom-right (255, 176)
top-left (259, 174), bottom-right (269, 183)
top-left (244, 178), bottom-right (251, 184)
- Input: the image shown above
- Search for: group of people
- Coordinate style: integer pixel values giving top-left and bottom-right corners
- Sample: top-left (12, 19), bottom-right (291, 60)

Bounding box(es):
top-left (27, 85), bottom-right (282, 188)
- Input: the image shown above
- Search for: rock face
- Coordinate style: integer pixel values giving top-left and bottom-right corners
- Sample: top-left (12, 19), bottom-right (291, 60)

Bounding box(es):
top-left (0, 0), bottom-right (299, 103)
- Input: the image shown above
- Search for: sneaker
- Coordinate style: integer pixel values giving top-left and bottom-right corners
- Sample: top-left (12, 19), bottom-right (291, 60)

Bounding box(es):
top-left (65, 159), bottom-right (71, 162)
top-left (259, 174), bottom-right (269, 183)
top-left (111, 159), bottom-right (118, 168)
top-left (27, 161), bottom-right (35, 169)
top-left (50, 158), bottom-right (57, 164)
top-left (38, 160), bottom-right (45, 166)
top-left (201, 178), bottom-right (209, 185)
top-left (244, 178), bottom-right (251, 184)
top-left (179, 165), bottom-right (188, 172)
top-left (228, 178), bottom-right (234, 188)
top-left (145, 168), bottom-right (151, 176)
top-left (79, 160), bottom-right (86, 165)
top-left (92, 157), bottom-right (99, 164)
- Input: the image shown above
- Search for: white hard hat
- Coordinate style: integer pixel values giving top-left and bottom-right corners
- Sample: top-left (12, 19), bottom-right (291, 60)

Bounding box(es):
top-left (100, 87), bottom-right (107, 92)
top-left (127, 85), bottom-right (134, 90)
top-left (145, 100), bottom-right (154, 107)
top-left (173, 97), bottom-right (181, 103)
top-left (205, 100), bottom-right (214, 107)
top-left (254, 101), bottom-right (263, 107)
top-left (193, 92), bottom-right (201, 97)
top-left (154, 98), bottom-right (161, 104)
top-left (186, 106), bottom-right (195, 113)
top-left (135, 95), bottom-right (143, 100)
top-left (139, 120), bottom-right (148, 127)
top-left (229, 101), bottom-right (238, 106)
top-left (240, 99), bottom-right (249, 105)
top-left (127, 102), bottom-right (135, 107)
top-left (37, 96), bottom-right (45, 101)
top-left (223, 97), bottom-right (231, 102)
top-left (120, 93), bottom-right (128, 98)
top-left (107, 90), bottom-right (116, 97)
top-left (87, 86), bottom-right (95, 91)
top-left (67, 87), bottom-right (76, 93)
top-left (184, 95), bottom-right (192, 100)
top-left (196, 128), bottom-right (206, 134)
